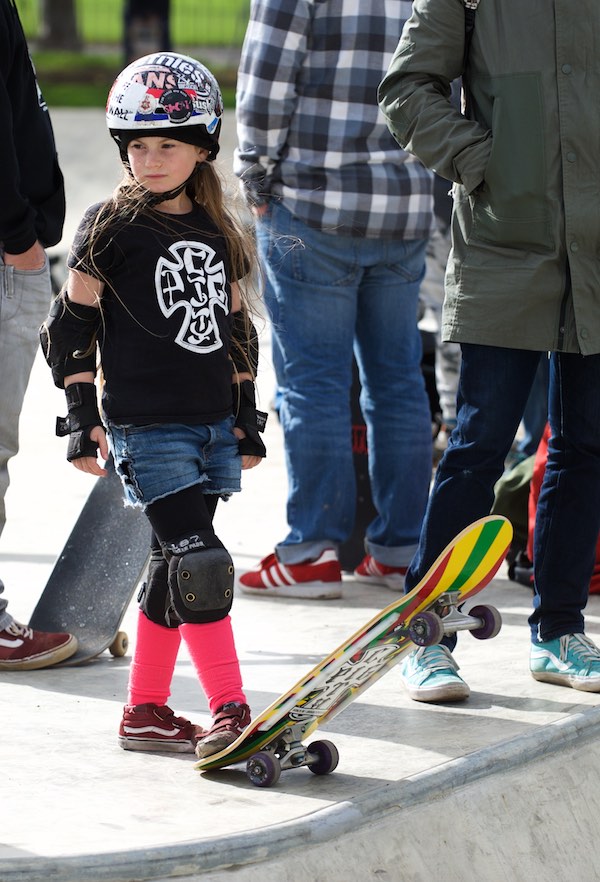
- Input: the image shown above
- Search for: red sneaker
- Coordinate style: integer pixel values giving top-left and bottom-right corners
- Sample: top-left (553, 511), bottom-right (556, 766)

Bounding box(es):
top-left (0, 621), bottom-right (77, 670)
top-left (195, 702), bottom-right (252, 758)
top-left (354, 555), bottom-right (407, 591)
top-left (119, 704), bottom-right (205, 753)
top-left (238, 549), bottom-right (343, 599)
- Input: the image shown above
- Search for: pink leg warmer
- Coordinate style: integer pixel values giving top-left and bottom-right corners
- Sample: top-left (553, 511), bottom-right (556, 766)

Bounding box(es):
top-left (179, 616), bottom-right (246, 713)
top-left (127, 611), bottom-right (182, 707)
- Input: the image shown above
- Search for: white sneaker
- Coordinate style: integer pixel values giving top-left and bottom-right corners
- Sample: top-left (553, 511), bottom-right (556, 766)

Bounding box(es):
top-left (399, 644), bottom-right (470, 702)
top-left (530, 633), bottom-right (600, 691)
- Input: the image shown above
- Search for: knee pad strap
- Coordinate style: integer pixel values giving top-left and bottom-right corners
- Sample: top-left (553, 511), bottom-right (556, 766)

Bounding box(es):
top-left (137, 549), bottom-right (180, 628)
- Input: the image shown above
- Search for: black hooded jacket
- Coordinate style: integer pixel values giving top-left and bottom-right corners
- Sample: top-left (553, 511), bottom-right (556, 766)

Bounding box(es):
top-left (0, 0), bottom-right (65, 253)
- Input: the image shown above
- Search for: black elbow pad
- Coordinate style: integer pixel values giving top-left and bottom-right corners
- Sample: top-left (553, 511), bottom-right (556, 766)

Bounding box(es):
top-left (40, 296), bottom-right (101, 388)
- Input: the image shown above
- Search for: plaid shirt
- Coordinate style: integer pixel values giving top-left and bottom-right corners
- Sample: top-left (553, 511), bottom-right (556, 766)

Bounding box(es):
top-left (234, 0), bottom-right (433, 239)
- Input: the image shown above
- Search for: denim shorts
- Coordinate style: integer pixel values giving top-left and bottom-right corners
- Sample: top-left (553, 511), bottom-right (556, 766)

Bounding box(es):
top-left (107, 416), bottom-right (241, 509)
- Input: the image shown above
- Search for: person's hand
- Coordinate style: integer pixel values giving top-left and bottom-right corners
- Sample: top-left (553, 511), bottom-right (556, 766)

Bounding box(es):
top-left (233, 426), bottom-right (262, 470)
top-left (251, 204), bottom-right (269, 218)
top-left (3, 242), bottom-right (46, 270)
top-left (71, 425), bottom-right (109, 477)
top-left (241, 454), bottom-right (262, 470)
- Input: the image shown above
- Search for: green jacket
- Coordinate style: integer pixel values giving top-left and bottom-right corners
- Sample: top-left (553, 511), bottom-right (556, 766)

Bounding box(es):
top-left (379, 0), bottom-right (600, 355)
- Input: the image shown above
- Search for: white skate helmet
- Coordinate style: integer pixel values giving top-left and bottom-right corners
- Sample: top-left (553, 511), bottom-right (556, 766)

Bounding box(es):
top-left (106, 51), bottom-right (222, 160)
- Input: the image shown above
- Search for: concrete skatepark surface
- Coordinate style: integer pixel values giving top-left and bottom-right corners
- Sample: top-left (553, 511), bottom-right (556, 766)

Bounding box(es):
top-left (1, 110), bottom-right (600, 882)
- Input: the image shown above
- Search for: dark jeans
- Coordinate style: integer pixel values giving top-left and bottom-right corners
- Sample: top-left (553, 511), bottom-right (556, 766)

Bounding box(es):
top-left (406, 343), bottom-right (600, 645)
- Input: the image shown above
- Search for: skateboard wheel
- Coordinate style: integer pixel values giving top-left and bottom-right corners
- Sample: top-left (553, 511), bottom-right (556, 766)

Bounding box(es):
top-left (307, 740), bottom-right (339, 776)
top-left (109, 631), bottom-right (129, 657)
top-left (408, 611), bottom-right (444, 646)
top-left (469, 604), bottom-right (502, 640)
top-left (246, 751), bottom-right (281, 787)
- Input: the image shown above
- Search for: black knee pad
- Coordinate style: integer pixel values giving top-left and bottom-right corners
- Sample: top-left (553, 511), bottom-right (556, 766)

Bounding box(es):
top-left (164, 531), bottom-right (235, 624)
top-left (137, 549), bottom-right (181, 628)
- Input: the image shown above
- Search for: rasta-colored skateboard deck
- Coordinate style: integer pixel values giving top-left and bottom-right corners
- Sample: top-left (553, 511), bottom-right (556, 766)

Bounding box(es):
top-left (30, 463), bottom-right (150, 665)
top-left (195, 515), bottom-right (513, 786)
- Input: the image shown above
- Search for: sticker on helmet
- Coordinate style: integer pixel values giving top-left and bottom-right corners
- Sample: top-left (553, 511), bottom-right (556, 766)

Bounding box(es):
top-left (138, 93), bottom-right (158, 116)
top-left (159, 89), bottom-right (194, 123)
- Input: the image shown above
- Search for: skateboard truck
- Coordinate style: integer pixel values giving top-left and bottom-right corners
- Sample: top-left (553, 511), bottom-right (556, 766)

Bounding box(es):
top-left (245, 722), bottom-right (340, 787)
top-left (408, 591), bottom-right (502, 646)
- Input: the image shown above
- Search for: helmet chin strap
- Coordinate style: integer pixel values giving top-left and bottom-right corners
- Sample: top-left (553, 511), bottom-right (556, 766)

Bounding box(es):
top-left (144, 179), bottom-right (188, 207)
top-left (143, 162), bottom-right (203, 207)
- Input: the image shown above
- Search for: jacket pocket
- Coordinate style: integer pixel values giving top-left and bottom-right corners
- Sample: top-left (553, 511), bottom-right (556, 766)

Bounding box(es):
top-left (470, 74), bottom-right (553, 253)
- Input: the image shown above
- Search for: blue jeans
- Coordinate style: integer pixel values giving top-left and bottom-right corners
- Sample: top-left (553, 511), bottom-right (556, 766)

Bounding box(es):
top-left (108, 417), bottom-right (241, 509)
top-left (256, 202), bottom-right (432, 566)
top-left (405, 343), bottom-right (600, 645)
top-left (0, 254), bottom-right (52, 629)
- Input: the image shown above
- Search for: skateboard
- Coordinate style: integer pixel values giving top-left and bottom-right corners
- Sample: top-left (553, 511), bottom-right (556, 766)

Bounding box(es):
top-left (195, 515), bottom-right (513, 786)
top-left (29, 460), bottom-right (150, 665)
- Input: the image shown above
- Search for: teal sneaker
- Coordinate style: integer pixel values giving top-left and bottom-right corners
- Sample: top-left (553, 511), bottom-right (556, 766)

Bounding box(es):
top-left (399, 644), bottom-right (470, 702)
top-left (530, 633), bottom-right (600, 692)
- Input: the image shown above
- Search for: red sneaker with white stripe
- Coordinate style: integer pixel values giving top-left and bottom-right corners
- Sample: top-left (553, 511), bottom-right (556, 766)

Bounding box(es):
top-left (0, 621), bottom-right (77, 670)
top-left (354, 555), bottom-right (407, 591)
top-left (118, 704), bottom-right (205, 753)
top-left (238, 549), bottom-right (343, 599)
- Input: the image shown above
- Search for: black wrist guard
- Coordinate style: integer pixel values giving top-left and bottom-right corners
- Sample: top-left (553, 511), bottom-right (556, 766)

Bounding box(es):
top-left (233, 380), bottom-right (267, 458)
top-left (56, 383), bottom-right (102, 462)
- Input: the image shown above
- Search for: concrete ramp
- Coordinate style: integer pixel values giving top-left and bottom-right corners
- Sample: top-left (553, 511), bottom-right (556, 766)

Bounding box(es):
top-left (5, 706), bottom-right (600, 882)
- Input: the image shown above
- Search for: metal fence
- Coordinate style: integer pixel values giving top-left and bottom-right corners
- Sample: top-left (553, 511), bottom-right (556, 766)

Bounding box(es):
top-left (18, 0), bottom-right (250, 50)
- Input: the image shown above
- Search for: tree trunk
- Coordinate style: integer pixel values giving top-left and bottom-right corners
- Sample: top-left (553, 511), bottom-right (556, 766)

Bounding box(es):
top-left (38, 0), bottom-right (82, 51)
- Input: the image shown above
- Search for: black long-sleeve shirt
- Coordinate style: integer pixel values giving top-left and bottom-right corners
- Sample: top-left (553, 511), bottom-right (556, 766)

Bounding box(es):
top-left (0, 0), bottom-right (65, 253)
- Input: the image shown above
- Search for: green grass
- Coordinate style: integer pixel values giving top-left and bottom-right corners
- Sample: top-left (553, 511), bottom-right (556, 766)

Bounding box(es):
top-left (29, 50), bottom-right (117, 107)
top-left (19, 0), bottom-right (249, 46)
top-left (20, 0), bottom-right (245, 107)
top-left (32, 50), bottom-right (237, 109)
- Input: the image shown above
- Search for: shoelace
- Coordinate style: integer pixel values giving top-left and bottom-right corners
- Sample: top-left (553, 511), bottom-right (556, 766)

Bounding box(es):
top-left (413, 645), bottom-right (459, 673)
top-left (560, 634), bottom-right (600, 663)
top-left (6, 621), bottom-right (33, 639)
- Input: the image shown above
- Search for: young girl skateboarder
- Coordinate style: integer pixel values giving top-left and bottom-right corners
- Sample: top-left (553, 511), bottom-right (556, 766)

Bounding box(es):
top-left (40, 53), bottom-right (266, 758)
